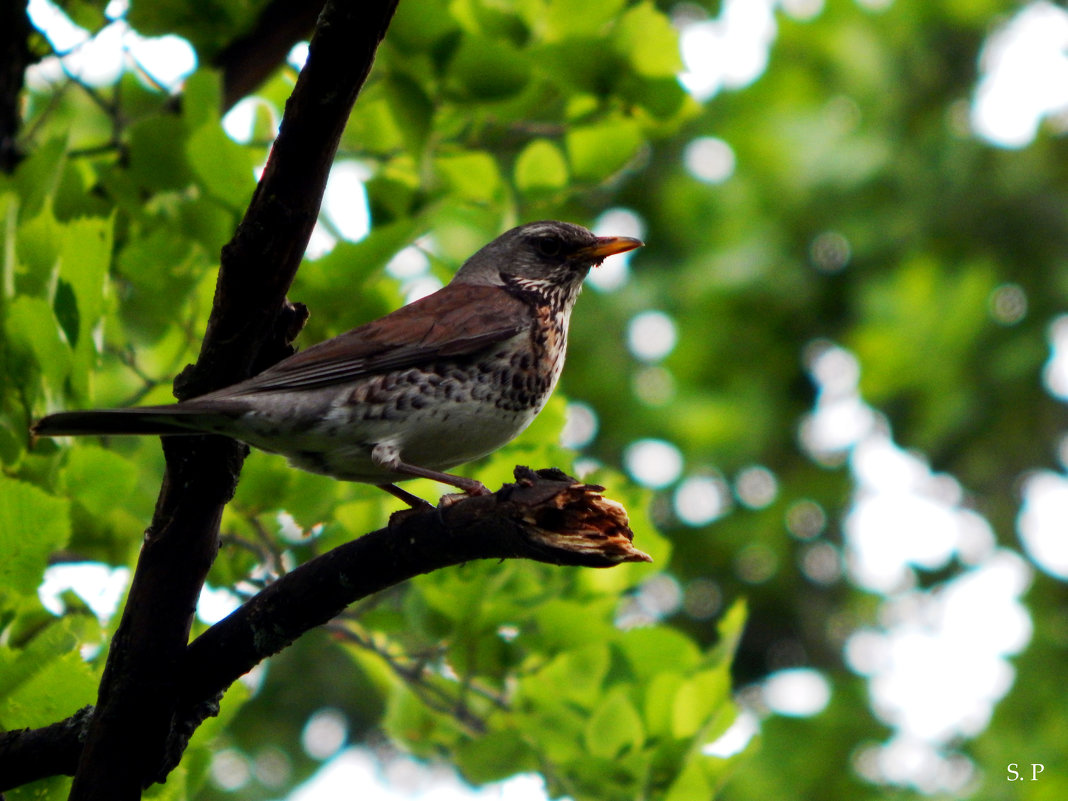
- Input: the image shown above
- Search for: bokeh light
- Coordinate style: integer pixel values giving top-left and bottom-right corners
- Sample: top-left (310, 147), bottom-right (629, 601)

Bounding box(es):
top-left (682, 577), bottom-right (724, 620)
top-left (734, 465), bottom-right (778, 509)
top-left (674, 474), bottom-right (731, 525)
top-left (38, 563), bottom-right (129, 621)
top-left (626, 311), bottom-right (678, 362)
top-left (1017, 470), bottom-right (1068, 578)
top-left (631, 365), bottom-right (676, 406)
top-left (763, 668), bottom-right (832, 717)
top-left (302, 708), bottom-right (349, 761)
top-left (809, 231), bottom-right (851, 273)
top-left (210, 748), bottom-right (252, 791)
top-left (678, 0), bottom-right (777, 101)
top-left (683, 136), bottom-right (736, 184)
top-left (988, 283), bottom-right (1028, 325)
top-left (799, 542), bottom-right (841, 585)
top-left (624, 438), bottom-right (684, 488)
top-left (561, 401), bottom-right (598, 449)
top-left (972, 1), bottom-right (1068, 148)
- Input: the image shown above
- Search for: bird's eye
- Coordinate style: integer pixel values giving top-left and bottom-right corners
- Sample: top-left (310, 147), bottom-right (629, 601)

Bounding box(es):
top-left (534, 236), bottom-right (563, 258)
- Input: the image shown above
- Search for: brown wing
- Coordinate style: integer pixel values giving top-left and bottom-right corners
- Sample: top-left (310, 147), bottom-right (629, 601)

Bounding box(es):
top-left (225, 283), bottom-right (532, 394)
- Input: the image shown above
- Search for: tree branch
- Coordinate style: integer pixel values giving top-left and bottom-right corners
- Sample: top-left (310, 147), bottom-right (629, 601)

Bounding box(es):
top-left (181, 467), bottom-right (648, 700)
top-left (0, 0), bottom-right (33, 173)
top-left (0, 706), bottom-right (92, 790)
top-left (213, 0), bottom-right (324, 112)
top-left (0, 469), bottom-right (648, 790)
top-left (66, 2), bottom-right (400, 799)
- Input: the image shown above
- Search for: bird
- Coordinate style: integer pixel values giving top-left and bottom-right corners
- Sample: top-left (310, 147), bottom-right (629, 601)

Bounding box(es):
top-left (33, 220), bottom-right (643, 507)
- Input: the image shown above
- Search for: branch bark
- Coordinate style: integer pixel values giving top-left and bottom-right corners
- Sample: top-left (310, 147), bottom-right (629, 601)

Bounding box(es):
top-left (213, 0), bottom-right (323, 112)
top-left (0, 469), bottom-right (649, 790)
top-left (65, 2), bottom-right (399, 799)
top-left (0, 0), bottom-right (33, 173)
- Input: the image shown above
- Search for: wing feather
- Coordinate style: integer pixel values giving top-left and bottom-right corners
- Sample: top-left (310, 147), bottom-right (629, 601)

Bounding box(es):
top-left (224, 284), bottom-right (531, 394)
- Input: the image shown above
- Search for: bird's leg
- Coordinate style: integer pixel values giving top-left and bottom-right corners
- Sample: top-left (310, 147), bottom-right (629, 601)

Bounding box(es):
top-left (376, 483), bottom-right (434, 509)
top-left (372, 442), bottom-right (491, 497)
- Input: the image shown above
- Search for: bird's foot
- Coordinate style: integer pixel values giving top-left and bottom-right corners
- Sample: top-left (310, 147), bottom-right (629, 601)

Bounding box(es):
top-left (377, 483), bottom-right (434, 510)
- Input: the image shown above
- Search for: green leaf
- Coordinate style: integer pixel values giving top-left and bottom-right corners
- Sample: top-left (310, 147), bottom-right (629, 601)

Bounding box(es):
top-left (186, 121), bottom-right (256, 209)
top-left (384, 75), bottom-right (435, 155)
top-left (7, 139), bottom-right (68, 220)
top-left (385, 685), bottom-right (460, 756)
top-left (616, 626), bottom-right (701, 681)
top-left (388, 0), bottom-right (461, 50)
top-left (116, 226), bottom-right (205, 338)
top-left (57, 214), bottom-right (113, 399)
top-left (1, 192), bottom-right (16, 302)
top-left (514, 139), bottom-right (569, 194)
top-left (0, 475), bottom-right (70, 596)
top-left (64, 0), bottom-right (106, 31)
top-left (524, 597), bottom-right (616, 654)
top-left (521, 642), bottom-right (611, 710)
top-left (663, 755), bottom-right (716, 801)
top-left (0, 620), bottom-right (97, 729)
top-left (456, 727), bottom-right (536, 784)
top-left (643, 671), bottom-right (682, 739)
top-left (13, 203), bottom-right (62, 297)
top-left (127, 115), bottom-right (193, 192)
top-left (448, 36), bottom-right (531, 101)
top-left (566, 119), bottom-right (643, 182)
top-left (435, 151), bottom-right (502, 202)
top-left (52, 279), bottom-right (79, 349)
top-left (584, 686), bottom-right (644, 758)
top-left (543, 0), bottom-right (626, 40)
top-left (182, 70), bottom-right (224, 129)
top-left (4, 295), bottom-right (72, 392)
top-left (710, 598), bottom-right (748, 666)
top-left (613, 2), bottom-right (683, 78)
top-left (671, 668), bottom-right (730, 739)
top-left (62, 445), bottom-right (140, 520)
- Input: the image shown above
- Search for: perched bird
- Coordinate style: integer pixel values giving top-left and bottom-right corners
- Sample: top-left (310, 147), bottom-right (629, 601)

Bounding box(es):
top-left (33, 220), bottom-right (642, 506)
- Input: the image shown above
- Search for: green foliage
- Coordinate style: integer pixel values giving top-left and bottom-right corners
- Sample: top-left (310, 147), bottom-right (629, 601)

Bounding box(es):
top-left (0, 619), bottom-right (98, 729)
top-left (0, 476), bottom-right (70, 595)
top-left (8, 0), bottom-right (1068, 800)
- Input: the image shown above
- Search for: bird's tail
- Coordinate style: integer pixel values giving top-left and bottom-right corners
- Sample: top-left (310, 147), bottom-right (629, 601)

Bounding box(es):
top-left (32, 406), bottom-right (228, 438)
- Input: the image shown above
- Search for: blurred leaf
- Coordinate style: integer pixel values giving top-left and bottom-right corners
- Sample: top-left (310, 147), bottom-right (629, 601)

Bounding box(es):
top-left (515, 139), bottom-right (569, 194)
top-left (62, 445), bottom-right (139, 520)
top-left (434, 150), bottom-right (502, 202)
top-left (0, 620), bottom-right (97, 729)
top-left (447, 36), bottom-right (531, 101)
top-left (186, 121), bottom-right (256, 209)
top-left (543, 0), bottom-right (626, 40)
top-left (566, 118), bottom-right (643, 182)
top-left (127, 115), bottom-right (193, 192)
top-left (672, 668), bottom-right (730, 739)
top-left (0, 476), bottom-right (70, 596)
top-left (456, 727), bottom-right (536, 783)
top-left (585, 686), bottom-right (645, 759)
top-left (616, 626), bottom-right (701, 681)
top-left (5, 295), bottom-right (72, 392)
top-left (57, 214), bottom-right (113, 399)
top-left (613, 2), bottom-right (682, 78)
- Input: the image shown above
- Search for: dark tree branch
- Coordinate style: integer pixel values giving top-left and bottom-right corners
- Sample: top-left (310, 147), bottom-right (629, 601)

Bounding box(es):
top-left (181, 468), bottom-right (648, 702)
top-left (0, 0), bottom-right (33, 173)
top-left (65, 2), bottom-right (400, 799)
top-left (177, 0), bottom-right (399, 399)
top-left (0, 706), bottom-right (92, 790)
top-left (0, 469), bottom-right (648, 791)
top-left (213, 0), bottom-right (324, 112)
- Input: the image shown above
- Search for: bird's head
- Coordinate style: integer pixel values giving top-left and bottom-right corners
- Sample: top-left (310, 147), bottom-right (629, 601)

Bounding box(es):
top-left (452, 221), bottom-right (643, 301)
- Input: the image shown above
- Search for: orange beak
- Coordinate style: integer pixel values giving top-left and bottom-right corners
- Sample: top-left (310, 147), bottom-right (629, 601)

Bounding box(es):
top-left (576, 235), bottom-right (644, 264)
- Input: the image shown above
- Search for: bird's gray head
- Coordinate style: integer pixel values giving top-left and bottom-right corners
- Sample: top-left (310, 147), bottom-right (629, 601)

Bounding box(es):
top-left (452, 221), bottom-right (642, 302)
